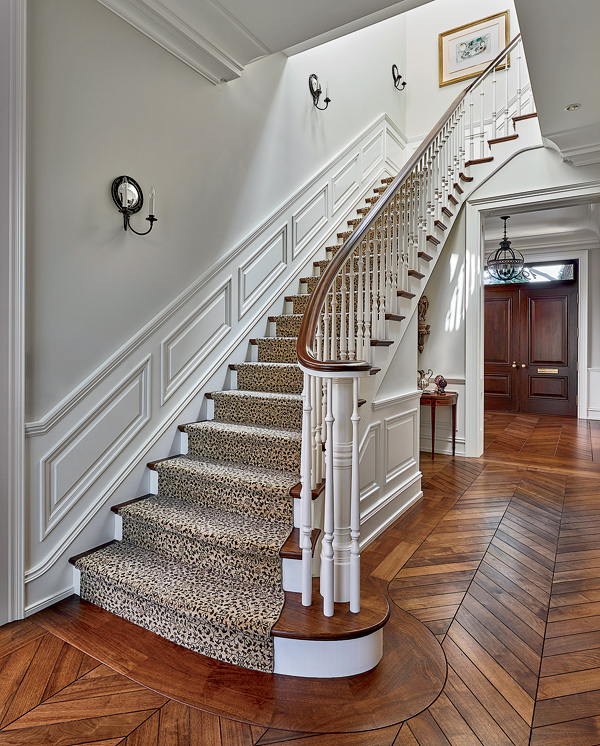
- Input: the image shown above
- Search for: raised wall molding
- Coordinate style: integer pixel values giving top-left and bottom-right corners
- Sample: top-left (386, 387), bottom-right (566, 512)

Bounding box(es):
top-left (332, 155), bottom-right (360, 215)
top-left (359, 423), bottom-right (380, 502)
top-left (384, 409), bottom-right (418, 483)
top-left (292, 186), bottom-right (328, 260)
top-left (161, 280), bottom-right (231, 404)
top-left (24, 113), bottom-right (408, 605)
top-left (239, 227), bottom-right (287, 320)
top-left (41, 357), bottom-right (151, 539)
top-left (372, 389), bottom-right (421, 411)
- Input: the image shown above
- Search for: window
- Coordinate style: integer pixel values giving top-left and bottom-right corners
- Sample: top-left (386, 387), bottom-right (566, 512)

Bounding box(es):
top-left (483, 260), bottom-right (576, 285)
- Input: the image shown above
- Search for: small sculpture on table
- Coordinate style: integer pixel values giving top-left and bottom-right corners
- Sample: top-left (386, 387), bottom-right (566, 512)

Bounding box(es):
top-left (434, 375), bottom-right (448, 394)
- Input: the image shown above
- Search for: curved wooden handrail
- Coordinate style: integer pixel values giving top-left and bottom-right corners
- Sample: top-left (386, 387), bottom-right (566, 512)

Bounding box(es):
top-left (296, 34), bottom-right (521, 375)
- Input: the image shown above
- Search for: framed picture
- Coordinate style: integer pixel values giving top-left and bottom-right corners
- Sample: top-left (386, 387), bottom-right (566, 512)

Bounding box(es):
top-left (439, 11), bottom-right (510, 88)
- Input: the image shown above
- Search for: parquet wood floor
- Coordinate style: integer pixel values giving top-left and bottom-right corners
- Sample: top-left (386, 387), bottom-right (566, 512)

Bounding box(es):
top-left (3, 412), bottom-right (600, 745)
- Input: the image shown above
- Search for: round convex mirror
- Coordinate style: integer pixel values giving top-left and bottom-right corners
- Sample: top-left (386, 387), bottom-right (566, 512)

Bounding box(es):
top-left (111, 176), bottom-right (143, 214)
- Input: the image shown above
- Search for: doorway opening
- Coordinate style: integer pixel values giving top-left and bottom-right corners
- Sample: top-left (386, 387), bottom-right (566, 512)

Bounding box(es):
top-left (484, 259), bottom-right (578, 416)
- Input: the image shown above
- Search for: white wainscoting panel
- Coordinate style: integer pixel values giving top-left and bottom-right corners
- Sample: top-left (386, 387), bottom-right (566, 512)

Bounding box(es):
top-left (332, 155), bottom-right (360, 216)
top-left (161, 280), bottom-right (231, 404)
top-left (588, 368), bottom-right (600, 420)
top-left (358, 391), bottom-right (422, 549)
top-left (23, 113), bottom-right (407, 614)
top-left (42, 357), bottom-right (151, 539)
top-left (362, 131), bottom-right (384, 180)
top-left (292, 186), bottom-right (328, 260)
top-left (239, 227), bottom-right (287, 320)
top-left (384, 408), bottom-right (418, 483)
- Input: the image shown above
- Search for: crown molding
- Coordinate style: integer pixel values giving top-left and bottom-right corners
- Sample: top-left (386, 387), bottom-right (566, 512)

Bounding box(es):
top-left (95, 0), bottom-right (247, 83)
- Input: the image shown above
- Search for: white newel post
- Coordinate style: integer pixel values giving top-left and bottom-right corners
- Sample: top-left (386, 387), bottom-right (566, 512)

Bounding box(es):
top-left (331, 377), bottom-right (354, 603)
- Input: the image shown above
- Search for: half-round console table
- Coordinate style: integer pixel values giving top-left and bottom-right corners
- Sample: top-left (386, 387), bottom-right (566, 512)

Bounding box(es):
top-left (420, 391), bottom-right (458, 459)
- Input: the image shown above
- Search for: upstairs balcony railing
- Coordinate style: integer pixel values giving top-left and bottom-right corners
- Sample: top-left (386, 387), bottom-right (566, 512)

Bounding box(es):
top-left (296, 35), bottom-right (532, 616)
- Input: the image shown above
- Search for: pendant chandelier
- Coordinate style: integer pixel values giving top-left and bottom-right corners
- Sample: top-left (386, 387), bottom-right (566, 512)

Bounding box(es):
top-left (486, 216), bottom-right (524, 281)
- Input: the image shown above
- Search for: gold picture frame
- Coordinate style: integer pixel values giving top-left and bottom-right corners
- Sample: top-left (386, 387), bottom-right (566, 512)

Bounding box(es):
top-left (439, 11), bottom-right (510, 88)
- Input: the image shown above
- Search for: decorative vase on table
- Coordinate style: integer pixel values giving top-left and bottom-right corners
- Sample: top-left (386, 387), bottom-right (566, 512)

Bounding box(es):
top-left (434, 375), bottom-right (448, 395)
top-left (418, 369), bottom-right (433, 391)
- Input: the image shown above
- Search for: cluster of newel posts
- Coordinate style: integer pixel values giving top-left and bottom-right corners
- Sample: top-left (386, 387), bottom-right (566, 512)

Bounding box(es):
top-left (296, 35), bottom-right (531, 617)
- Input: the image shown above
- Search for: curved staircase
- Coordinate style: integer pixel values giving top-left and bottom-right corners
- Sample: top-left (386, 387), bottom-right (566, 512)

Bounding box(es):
top-left (71, 34), bottom-right (542, 679)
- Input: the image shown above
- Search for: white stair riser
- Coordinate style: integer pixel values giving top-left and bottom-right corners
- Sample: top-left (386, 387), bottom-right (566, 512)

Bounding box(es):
top-left (273, 628), bottom-right (383, 677)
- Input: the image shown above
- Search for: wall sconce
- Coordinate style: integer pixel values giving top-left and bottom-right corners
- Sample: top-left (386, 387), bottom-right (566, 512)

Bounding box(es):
top-left (111, 176), bottom-right (157, 235)
top-left (392, 64), bottom-right (406, 91)
top-left (308, 74), bottom-right (331, 110)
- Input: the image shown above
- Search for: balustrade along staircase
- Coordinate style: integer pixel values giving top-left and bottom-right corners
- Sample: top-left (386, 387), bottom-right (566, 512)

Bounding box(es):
top-left (71, 34), bottom-right (540, 679)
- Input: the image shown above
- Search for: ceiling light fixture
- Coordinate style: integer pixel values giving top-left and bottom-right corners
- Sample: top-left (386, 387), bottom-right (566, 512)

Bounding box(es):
top-left (486, 216), bottom-right (524, 281)
top-left (565, 103), bottom-right (581, 111)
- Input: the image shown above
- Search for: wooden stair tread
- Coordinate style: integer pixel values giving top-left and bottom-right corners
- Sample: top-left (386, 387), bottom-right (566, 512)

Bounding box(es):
top-left (279, 528), bottom-right (320, 560)
top-left (397, 290), bottom-right (415, 299)
top-left (434, 220), bottom-right (447, 231)
top-left (513, 112), bottom-right (538, 126)
top-left (448, 194), bottom-right (459, 205)
top-left (148, 453), bottom-right (184, 468)
top-left (453, 182), bottom-right (464, 194)
top-left (385, 313), bottom-right (406, 322)
top-left (408, 269), bottom-right (425, 279)
top-left (418, 251), bottom-right (433, 262)
top-left (69, 540), bottom-right (118, 566)
top-left (371, 339), bottom-right (394, 346)
top-left (465, 157), bottom-right (494, 167)
top-left (442, 206), bottom-right (453, 218)
top-left (459, 172), bottom-right (473, 183)
top-left (290, 481), bottom-right (325, 500)
top-left (426, 235), bottom-right (441, 246)
top-left (110, 495), bottom-right (154, 514)
top-left (272, 579), bottom-right (389, 641)
top-left (488, 133), bottom-right (519, 146)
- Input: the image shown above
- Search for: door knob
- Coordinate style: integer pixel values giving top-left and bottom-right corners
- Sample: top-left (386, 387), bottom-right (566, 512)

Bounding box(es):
top-left (511, 362), bottom-right (517, 368)
top-left (521, 363), bottom-right (526, 368)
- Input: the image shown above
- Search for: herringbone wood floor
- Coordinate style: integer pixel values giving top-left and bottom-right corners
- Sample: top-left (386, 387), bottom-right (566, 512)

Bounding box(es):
top-left (2, 413), bottom-right (600, 745)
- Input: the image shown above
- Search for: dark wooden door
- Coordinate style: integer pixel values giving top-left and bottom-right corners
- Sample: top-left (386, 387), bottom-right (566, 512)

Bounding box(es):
top-left (484, 287), bottom-right (520, 412)
top-left (484, 283), bottom-right (578, 416)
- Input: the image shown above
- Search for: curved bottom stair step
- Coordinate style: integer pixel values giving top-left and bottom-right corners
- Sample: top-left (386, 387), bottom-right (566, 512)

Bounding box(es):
top-left (74, 541), bottom-right (284, 673)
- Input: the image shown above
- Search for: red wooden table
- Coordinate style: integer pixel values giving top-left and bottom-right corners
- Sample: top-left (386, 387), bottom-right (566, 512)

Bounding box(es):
top-left (420, 391), bottom-right (458, 459)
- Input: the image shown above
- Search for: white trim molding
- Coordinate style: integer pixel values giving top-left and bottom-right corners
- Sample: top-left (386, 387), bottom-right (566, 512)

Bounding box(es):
top-left (0, 0), bottom-right (26, 623)
top-left (465, 181), bottom-right (600, 455)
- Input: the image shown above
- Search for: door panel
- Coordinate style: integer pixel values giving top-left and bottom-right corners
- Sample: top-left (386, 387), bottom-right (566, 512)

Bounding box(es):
top-left (527, 295), bottom-right (568, 365)
top-left (484, 288), bottom-right (520, 412)
top-left (484, 282), bottom-right (577, 416)
top-left (520, 284), bottom-right (577, 416)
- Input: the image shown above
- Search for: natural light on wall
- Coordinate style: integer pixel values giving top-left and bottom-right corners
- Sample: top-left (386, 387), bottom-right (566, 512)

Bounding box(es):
top-left (445, 254), bottom-right (465, 332)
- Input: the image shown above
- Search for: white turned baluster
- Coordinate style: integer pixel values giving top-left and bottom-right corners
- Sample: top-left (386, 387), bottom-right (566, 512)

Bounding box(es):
top-left (480, 85), bottom-right (486, 158)
top-left (504, 58), bottom-right (509, 135)
top-left (357, 239), bottom-right (365, 361)
top-left (348, 249), bottom-right (356, 361)
top-left (379, 210), bottom-right (386, 339)
top-left (340, 258), bottom-right (348, 361)
top-left (350, 376), bottom-right (360, 613)
top-left (330, 274), bottom-right (337, 361)
top-left (301, 372), bottom-right (313, 606)
top-left (492, 66), bottom-right (497, 139)
top-left (386, 203), bottom-right (392, 315)
top-left (316, 309), bottom-right (323, 362)
top-left (364, 235), bottom-right (372, 359)
top-left (321, 377), bottom-right (334, 617)
top-left (516, 40), bottom-right (522, 117)
top-left (371, 224), bottom-right (379, 345)
top-left (313, 373), bottom-right (323, 485)
top-left (469, 90), bottom-right (475, 162)
top-left (323, 287), bottom-right (331, 361)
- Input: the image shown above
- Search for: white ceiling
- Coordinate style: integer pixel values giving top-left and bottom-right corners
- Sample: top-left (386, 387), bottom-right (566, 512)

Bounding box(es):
top-left (484, 203), bottom-right (600, 252)
top-left (95, 0), bottom-right (433, 84)
top-left (513, 0), bottom-right (600, 166)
